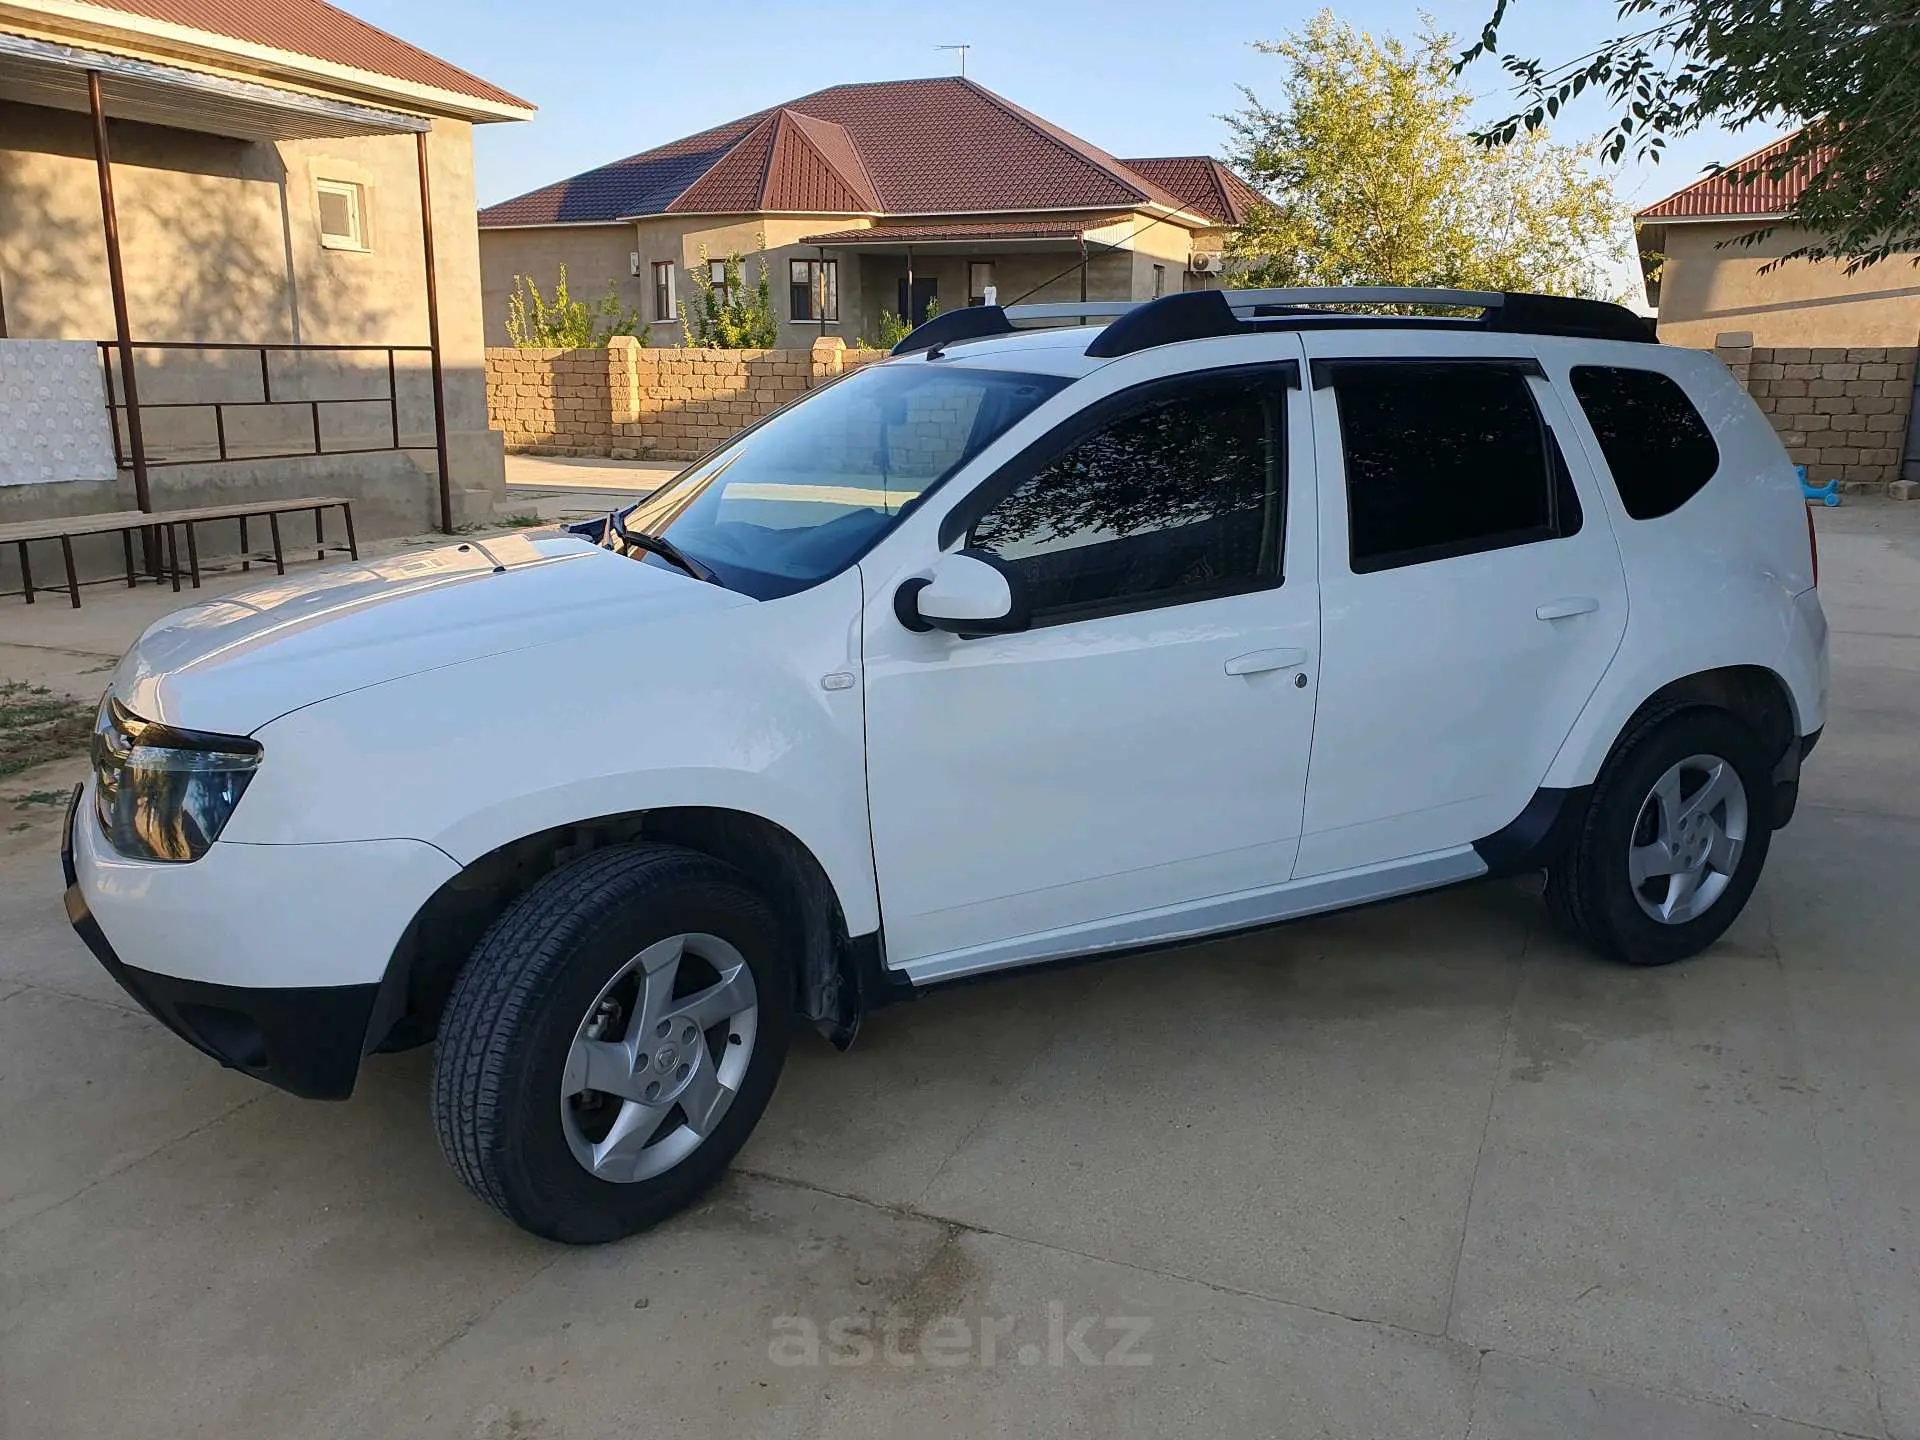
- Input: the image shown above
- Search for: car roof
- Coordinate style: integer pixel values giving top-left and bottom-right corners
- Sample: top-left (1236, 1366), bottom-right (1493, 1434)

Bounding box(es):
top-left (887, 325), bottom-right (1112, 378)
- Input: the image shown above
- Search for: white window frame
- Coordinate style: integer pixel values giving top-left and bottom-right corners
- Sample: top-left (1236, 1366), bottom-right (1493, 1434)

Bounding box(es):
top-left (652, 260), bottom-right (678, 321)
top-left (314, 177), bottom-right (369, 252)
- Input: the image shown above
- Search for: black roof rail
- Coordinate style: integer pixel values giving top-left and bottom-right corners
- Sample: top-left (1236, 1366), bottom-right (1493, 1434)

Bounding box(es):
top-left (892, 300), bottom-right (1141, 356)
top-left (891, 306), bottom-right (1014, 355)
top-left (1079, 287), bottom-right (1655, 359)
top-left (891, 287), bottom-right (1654, 363)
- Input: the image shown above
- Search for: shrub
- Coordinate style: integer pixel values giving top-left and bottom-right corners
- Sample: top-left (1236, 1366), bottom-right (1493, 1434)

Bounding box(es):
top-left (682, 244), bottom-right (779, 349)
top-left (506, 265), bottom-right (649, 347)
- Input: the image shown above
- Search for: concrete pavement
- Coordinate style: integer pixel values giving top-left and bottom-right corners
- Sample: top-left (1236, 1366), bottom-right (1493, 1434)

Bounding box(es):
top-left (502, 452), bottom-right (675, 522)
top-left (2, 500), bottom-right (1917, 1439)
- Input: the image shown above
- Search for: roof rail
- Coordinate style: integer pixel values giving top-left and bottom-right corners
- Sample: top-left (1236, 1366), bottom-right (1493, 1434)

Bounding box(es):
top-left (891, 300), bottom-right (1140, 355)
top-left (893, 286), bottom-right (1653, 361)
top-left (1087, 287), bottom-right (1654, 358)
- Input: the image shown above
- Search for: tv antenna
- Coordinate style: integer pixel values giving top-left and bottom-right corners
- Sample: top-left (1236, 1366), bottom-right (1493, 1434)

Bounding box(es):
top-left (935, 44), bottom-right (970, 77)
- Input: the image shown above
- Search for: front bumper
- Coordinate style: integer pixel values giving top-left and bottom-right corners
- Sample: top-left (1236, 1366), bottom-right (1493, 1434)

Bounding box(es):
top-left (61, 785), bottom-right (457, 1099)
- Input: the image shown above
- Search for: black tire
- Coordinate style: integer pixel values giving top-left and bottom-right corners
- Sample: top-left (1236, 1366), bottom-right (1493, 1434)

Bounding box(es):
top-left (1545, 704), bottom-right (1774, 966)
top-left (431, 842), bottom-right (791, 1243)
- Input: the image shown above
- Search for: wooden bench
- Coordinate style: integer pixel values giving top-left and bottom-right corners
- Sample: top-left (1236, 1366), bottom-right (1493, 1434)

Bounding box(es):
top-left (1, 496), bottom-right (357, 608)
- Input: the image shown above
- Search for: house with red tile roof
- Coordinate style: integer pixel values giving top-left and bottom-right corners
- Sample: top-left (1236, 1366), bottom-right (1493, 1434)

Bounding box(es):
top-left (478, 77), bottom-right (1258, 347)
top-left (1636, 131), bottom-right (1920, 349)
top-left (0, 0), bottom-right (533, 548)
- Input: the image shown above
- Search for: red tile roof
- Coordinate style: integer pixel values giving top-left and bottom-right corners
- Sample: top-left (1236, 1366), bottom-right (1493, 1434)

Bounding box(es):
top-left (480, 77), bottom-right (1199, 228)
top-left (1119, 156), bottom-right (1264, 225)
top-left (1636, 131), bottom-right (1826, 221)
top-left (801, 216), bottom-right (1133, 244)
top-left (671, 109), bottom-right (880, 214)
top-left (76, 0), bottom-right (530, 109)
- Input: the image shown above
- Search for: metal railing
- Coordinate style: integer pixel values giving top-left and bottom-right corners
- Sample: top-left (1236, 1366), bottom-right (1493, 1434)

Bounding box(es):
top-left (98, 340), bottom-right (435, 469)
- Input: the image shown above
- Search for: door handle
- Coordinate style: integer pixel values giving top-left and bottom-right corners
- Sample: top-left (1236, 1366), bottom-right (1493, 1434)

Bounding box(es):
top-left (1535, 596), bottom-right (1600, 621)
top-left (1224, 647), bottom-right (1309, 676)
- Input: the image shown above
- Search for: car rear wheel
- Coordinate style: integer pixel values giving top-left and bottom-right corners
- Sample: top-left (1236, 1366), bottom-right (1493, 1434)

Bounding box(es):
top-left (1546, 705), bottom-right (1773, 966)
top-left (431, 842), bottom-right (791, 1243)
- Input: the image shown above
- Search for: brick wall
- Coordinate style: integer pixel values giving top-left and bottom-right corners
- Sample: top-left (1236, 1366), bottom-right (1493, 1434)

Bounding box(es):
top-left (485, 337), bottom-right (888, 461)
top-left (483, 347), bottom-right (616, 453)
top-left (1712, 336), bottom-right (1917, 493)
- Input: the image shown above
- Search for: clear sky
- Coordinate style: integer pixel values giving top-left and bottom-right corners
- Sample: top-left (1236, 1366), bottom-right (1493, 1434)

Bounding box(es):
top-left (347, 0), bottom-right (1784, 215)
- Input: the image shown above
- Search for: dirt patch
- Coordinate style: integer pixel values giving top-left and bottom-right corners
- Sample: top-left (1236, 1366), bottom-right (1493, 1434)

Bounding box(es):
top-left (0, 681), bottom-right (94, 779)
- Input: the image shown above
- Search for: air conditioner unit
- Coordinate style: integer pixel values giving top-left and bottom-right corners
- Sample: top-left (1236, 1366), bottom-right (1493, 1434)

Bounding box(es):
top-left (1189, 252), bottom-right (1225, 275)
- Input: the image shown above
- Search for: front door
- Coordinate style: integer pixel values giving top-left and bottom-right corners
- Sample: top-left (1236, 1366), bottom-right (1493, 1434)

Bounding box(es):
top-left (1295, 334), bottom-right (1630, 876)
top-left (861, 352), bottom-right (1320, 979)
top-left (897, 277), bottom-right (938, 327)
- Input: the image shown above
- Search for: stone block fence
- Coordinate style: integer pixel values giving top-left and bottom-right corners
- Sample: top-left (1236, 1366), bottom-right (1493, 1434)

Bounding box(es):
top-left (486, 336), bottom-right (886, 463)
top-left (1712, 335), bottom-right (1917, 493)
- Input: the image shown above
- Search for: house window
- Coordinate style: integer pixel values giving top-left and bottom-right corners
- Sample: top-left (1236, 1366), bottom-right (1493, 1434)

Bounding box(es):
top-left (708, 259), bottom-right (736, 306)
top-left (789, 259), bottom-right (839, 321)
top-left (315, 178), bottom-right (367, 250)
top-left (969, 261), bottom-right (995, 306)
top-left (652, 261), bottom-right (677, 321)
top-left (1153, 264), bottom-right (1166, 298)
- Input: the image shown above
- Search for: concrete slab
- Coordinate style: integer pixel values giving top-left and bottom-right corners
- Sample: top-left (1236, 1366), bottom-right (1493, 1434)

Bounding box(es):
top-left (0, 1049), bottom-right (555, 1440)
top-left (503, 453), bottom-right (679, 492)
top-left (0, 985), bottom-right (256, 1231)
top-left (331, 1175), bottom-right (1484, 1440)
top-left (0, 840), bottom-right (138, 1009)
top-left (1771, 805), bottom-right (1920, 1440)
top-left (1448, 920), bottom-right (1882, 1435)
top-left (1468, 1352), bottom-right (1850, 1440)
top-left (740, 960), bottom-right (1103, 1209)
top-left (916, 882), bottom-right (1533, 1332)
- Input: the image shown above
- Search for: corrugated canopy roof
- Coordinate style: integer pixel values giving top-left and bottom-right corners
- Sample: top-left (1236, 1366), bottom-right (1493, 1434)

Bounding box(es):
top-left (0, 29), bottom-right (426, 138)
top-left (801, 216), bottom-right (1133, 245)
top-left (38, 0), bottom-right (530, 111)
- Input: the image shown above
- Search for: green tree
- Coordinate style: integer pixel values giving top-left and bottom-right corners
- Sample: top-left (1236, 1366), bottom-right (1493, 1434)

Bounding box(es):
top-left (681, 244), bottom-right (779, 348)
top-left (1457, 1), bottom-right (1919, 272)
top-left (505, 264), bottom-right (648, 347)
top-left (1224, 11), bottom-right (1628, 299)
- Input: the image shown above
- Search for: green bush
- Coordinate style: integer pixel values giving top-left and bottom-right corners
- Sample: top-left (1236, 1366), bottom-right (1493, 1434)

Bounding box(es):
top-left (681, 244), bottom-right (779, 349)
top-left (506, 265), bottom-right (649, 348)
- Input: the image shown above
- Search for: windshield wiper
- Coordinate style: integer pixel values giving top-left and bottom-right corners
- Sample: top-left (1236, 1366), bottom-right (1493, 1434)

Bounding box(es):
top-left (606, 511), bottom-right (722, 585)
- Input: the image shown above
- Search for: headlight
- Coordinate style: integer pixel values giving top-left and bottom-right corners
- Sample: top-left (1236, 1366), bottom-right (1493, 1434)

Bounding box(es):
top-left (92, 696), bottom-right (262, 863)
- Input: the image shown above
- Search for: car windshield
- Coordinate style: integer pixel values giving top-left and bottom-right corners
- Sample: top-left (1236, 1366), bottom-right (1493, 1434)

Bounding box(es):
top-left (609, 363), bottom-right (1070, 599)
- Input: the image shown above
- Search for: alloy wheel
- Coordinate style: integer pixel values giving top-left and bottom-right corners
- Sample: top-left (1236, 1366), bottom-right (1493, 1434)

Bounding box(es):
top-left (559, 932), bottom-right (759, 1182)
top-left (1627, 752), bottom-right (1750, 925)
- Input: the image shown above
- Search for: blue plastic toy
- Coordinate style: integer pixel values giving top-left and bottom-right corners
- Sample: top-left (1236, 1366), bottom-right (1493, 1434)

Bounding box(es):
top-left (1797, 465), bottom-right (1841, 506)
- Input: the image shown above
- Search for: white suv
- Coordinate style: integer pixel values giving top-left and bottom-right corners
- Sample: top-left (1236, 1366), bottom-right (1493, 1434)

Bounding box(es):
top-left (63, 287), bottom-right (1828, 1243)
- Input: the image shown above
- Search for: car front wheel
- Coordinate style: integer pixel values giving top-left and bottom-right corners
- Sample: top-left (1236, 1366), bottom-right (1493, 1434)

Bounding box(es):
top-left (1546, 705), bottom-right (1773, 966)
top-left (431, 842), bottom-right (791, 1243)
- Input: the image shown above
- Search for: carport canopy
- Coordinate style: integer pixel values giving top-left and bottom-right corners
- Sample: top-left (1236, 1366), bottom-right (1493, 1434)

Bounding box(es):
top-left (0, 29), bottom-right (427, 139)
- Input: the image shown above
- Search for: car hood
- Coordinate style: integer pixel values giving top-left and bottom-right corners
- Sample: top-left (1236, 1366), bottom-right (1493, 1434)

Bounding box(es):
top-left (112, 532), bottom-right (752, 734)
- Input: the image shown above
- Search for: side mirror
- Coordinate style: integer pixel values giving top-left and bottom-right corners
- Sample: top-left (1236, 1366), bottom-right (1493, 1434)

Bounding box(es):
top-left (895, 550), bottom-right (1030, 635)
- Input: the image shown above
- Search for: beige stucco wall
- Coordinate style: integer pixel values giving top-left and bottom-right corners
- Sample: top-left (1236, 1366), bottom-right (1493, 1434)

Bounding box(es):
top-left (479, 222), bottom-right (650, 347)
top-left (0, 99), bottom-right (503, 537)
top-left (480, 213), bottom-right (874, 348)
top-left (480, 209), bottom-right (1204, 352)
top-left (1652, 221), bottom-right (1920, 349)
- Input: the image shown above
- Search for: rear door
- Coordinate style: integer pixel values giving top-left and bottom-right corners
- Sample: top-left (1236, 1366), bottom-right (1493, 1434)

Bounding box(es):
top-left (1296, 333), bottom-right (1629, 877)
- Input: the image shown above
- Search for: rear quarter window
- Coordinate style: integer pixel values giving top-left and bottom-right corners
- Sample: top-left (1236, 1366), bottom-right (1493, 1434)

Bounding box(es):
top-left (1568, 366), bottom-right (1721, 520)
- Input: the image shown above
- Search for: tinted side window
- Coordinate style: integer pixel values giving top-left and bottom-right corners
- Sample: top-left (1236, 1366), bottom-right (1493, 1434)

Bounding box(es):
top-left (1569, 366), bottom-right (1720, 519)
top-left (969, 375), bottom-right (1281, 620)
top-left (1333, 364), bottom-right (1569, 573)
